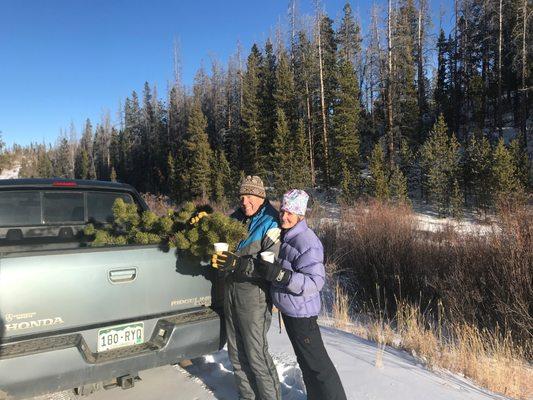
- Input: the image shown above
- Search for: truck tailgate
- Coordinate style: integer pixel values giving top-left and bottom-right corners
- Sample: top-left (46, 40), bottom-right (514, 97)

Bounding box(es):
top-left (0, 246), bottom-right (214, 341)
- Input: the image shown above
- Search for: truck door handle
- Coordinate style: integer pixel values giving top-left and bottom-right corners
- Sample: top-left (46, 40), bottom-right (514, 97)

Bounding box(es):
top-left (109, 268), bottom-right (137, 283)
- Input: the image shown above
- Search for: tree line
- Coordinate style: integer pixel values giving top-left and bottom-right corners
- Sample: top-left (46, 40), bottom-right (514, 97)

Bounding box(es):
top-left (13, 0), bottom-right (531, 215)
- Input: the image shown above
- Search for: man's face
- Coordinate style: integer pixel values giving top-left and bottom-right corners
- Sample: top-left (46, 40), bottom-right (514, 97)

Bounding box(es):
top-left (279, 210), bottom-right (302, 229)
top-left (240, 194), bottom-right (265, 216)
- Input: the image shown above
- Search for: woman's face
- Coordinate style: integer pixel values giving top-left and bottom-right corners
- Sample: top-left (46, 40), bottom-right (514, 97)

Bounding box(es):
top-left (279, 210), bottom-right (302, 229)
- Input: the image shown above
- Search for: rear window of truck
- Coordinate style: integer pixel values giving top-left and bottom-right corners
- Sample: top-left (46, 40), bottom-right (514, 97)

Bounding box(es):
top-left (0, 190), bottom-right (135, 248)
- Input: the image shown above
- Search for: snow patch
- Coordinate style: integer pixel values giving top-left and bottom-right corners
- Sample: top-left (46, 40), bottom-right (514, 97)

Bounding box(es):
top-left (0, 163), bottom-right (20, 179)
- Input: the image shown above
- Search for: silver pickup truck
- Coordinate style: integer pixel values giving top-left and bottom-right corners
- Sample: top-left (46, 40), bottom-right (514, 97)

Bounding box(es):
top-left (0, 179), bottom-right (225, 399)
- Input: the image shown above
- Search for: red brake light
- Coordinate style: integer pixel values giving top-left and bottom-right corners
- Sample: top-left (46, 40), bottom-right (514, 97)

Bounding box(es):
top-left (52, 181), bottom-right (78, 187)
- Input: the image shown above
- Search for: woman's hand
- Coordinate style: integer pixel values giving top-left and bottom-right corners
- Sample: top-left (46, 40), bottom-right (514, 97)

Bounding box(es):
top-left (258, 259), bottom-right (292, 285)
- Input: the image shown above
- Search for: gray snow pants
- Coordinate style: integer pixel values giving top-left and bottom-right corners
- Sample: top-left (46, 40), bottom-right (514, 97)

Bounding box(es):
top-left (224, 279), bottom-right (281, 400)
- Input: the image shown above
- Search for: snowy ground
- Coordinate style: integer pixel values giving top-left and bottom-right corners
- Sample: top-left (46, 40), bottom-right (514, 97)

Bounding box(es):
top-left (311, 199), bottom-right (498, 236)
top-left (0, 164), bottom-right (20, 180)
top-left (33, 314), bottom-right (507, 400)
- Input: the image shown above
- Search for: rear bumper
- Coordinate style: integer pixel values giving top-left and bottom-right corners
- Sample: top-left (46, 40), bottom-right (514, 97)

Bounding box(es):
top-left (0, 308), bottom-right (223, 400)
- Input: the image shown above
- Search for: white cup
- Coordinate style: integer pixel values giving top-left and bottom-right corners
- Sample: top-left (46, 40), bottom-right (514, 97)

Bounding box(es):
top-left (260, 251), bottom-right (275, 263)
top-left (213, 242), bottom-right (229, 253)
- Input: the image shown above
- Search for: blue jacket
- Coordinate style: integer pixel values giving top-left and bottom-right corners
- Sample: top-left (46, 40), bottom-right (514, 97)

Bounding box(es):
top-left (271, 220), bottom-right (325, 317)
top-left (229, 200), bottom-right (281, 282)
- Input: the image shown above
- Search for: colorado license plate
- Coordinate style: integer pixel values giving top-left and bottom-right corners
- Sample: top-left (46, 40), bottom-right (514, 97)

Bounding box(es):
top-left (97, 322), bottom-right (144, 352)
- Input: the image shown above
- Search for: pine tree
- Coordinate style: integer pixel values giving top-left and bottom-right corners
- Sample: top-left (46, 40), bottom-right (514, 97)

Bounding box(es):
top-left (211, 150), bottom-right (231, 204)
top-left (166, 153), bottom-right (179, 203)
top-left (291, 119), bottom-right (312, 189)
top-left (270, 107), bottom-right (292, 195)
top-left (332, 59), bottom-right (361, 197)
top-left (464, 135), bottom-right (492, 210)
top-left (316, 13), bottom-right (338, 187)
top-left (259, 39), bottom-right (277, 169)
top-left (393, 0), bottom-right (419, 147)
top-left (368, 142), bottom-right (390, 200)
top-left (509, 137), bottom-right (530, 190)
top-left (293, 30), bottom-right (317, 186)
top-left (37, 146), bottom-right (53, 178)
top-left (110, 167), bottom-right (117, 182)
top-left (389, 164), bottom-right (410, 204)
top-left (434, 29), bottom-right (450, 120)
top-left (240, 45), bottom-right (262, 175)
top-left (420, 115), bottom-right (461, 216)
top-left (185, 99), bottom-right (213, 200)
top-left (53, 137), bottom-right (74, 178)
top-left (74, 119), bottom-right (93, 179)
top-left (449, 178), bottom-right (464, 219)
top-left (491, 138), bottom-right (523, 204)
top-left (337, 2), bottom-right (362, 65)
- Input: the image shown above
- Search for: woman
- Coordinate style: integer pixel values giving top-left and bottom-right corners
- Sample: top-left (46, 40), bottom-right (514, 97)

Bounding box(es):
top-left (257, 189), bottom-right (347, 400)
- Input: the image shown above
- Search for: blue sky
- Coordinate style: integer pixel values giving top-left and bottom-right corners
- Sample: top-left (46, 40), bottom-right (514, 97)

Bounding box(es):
top-left (1, 0), bottom-right (450, 147)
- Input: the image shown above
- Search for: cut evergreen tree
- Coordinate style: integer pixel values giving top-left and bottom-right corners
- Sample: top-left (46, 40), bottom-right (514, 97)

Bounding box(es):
top-left (85, 199), bottom-right (247, 261)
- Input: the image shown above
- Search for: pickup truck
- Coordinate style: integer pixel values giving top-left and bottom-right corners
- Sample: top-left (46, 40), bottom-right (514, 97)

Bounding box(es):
top-left (0, 179), bottom-right (225, 399)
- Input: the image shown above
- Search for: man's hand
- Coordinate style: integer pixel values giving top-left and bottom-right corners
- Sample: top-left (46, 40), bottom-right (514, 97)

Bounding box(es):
top-left (257, 260), bottom-right (292, 285)
top-left (211, 251), bottom-right (239, 272)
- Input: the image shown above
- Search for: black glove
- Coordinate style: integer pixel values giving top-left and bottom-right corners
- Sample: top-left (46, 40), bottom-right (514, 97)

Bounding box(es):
top-left (258, 259), bottom-right (292, 285)
top-left (211, 251), bottom-right (251, 274)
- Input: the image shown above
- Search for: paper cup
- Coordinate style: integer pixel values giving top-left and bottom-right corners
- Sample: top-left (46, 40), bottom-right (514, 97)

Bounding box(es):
top-left (213, 242), bottom-right (229, 253)
top-left (260, 251), bottom-right (275, 263)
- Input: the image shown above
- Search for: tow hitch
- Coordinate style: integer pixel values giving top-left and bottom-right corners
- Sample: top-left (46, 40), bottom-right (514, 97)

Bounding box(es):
top-left (117, 374), bottom-right (136, 390)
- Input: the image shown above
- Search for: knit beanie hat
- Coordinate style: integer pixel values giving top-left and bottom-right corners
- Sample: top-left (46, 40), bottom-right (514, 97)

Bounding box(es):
top-left (239, 175), bottom-right (266, 198)
top-left (281, 189), bottom-right (309, 216)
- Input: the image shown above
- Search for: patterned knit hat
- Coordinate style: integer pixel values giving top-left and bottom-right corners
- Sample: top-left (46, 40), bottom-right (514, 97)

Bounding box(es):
top-left (239, 175), bottom-right (266, 198)
top-left (281, 189), bottom-right (309, 216)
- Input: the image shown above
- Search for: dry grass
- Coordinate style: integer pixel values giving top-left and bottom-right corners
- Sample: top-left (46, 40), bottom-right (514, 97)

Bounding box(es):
top-left (324, 290), bottom-right (533, 399)
top-left (317, 199), bottom-right (532, 347)
top-left (318, 200), bottom-right (532, 399)
top-left (331, 282), bottom-right (350, 330)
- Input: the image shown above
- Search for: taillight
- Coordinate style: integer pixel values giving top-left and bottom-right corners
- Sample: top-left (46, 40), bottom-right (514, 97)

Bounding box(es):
top-left (52, 181), bottom-right (78, 187)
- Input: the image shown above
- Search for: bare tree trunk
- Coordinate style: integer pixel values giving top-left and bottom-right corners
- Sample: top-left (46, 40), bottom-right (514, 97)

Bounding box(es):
top-left (368, 5), bottom-right (381, 135)
top-left (387, 0), bottom-right (394, 167)
top-left (289, 0), bottom-right (297, 59)
top-left (453, 0), bottom-right (459, 134)
top-left (417, 0), bottom-right (427, 135)
top-left (520, 0), bottom-right (528, 144)
top-left (316, 11), bottom-right (330, 186)
top-left (173, 38), bottom-right (182, 86)
top-left (497, 0), bottom-right (503, 137)
top-left (305, 81), bottom-right (316, 186)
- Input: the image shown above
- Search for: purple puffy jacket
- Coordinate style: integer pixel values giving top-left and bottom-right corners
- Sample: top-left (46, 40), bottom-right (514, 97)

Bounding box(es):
top-left (270, 219), bottom-right (325, 318)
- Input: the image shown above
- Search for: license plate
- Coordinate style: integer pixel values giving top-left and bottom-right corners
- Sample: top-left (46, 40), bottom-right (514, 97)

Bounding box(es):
top-left (97, 322), bottom-right (144, 352)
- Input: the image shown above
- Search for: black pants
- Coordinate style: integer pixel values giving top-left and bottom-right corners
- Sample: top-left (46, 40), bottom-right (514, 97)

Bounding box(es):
top-left (282, 314), bottom-right (347, 400)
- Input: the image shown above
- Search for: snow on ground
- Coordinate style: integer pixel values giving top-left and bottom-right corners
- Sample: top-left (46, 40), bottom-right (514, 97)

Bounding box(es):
top-left (311, 199), bottom-right (498, 236)
top-left (178, 314), bottom-right (507, 400)
top-left (0, 164), bottom-right (20, 179)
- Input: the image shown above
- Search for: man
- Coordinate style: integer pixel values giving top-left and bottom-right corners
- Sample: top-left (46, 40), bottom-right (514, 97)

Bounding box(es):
top-left (257, 189), bottom-right (347, 400)
top-left (211, 176), bottom-right (281, 400)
